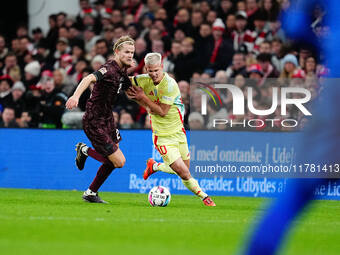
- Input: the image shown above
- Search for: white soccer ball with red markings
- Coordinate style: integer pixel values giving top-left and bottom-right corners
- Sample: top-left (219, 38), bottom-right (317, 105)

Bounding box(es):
top-left (148, 186), bottom-right (171, 207)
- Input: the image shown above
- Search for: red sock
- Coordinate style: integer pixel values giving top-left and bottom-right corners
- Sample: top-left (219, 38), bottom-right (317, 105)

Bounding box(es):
top-left (87, 148), bottom-right (112, 165)
top-left (89, 163), bottom-right (115, 192)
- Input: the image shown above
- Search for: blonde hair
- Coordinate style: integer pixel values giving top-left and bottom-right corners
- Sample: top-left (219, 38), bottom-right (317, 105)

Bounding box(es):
top-left (113, 35), bottom-right (135, 53)
top-left (144, 52), bottom-right (162, 66)
top-left (182, 37), bottom-right (195, 45)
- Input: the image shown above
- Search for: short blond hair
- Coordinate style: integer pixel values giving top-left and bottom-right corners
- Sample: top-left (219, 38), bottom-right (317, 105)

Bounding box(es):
top-left (144, 52), bottom-right (162, 66)
top-left (113, 35), bottom-right (135, 53)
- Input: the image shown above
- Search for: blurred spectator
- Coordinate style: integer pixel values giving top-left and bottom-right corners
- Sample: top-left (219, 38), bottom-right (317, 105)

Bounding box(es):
top-left (84, 26), bottom-right (101, 53)
top-left (102, 25), bottom-right (115, 47)
top-left (173, 28), bottom-right (186, 42)
top-left (199, 1), bottom-right (211, 17)
top-left (237, 1), bottom-right (247, 12)
top-left (178, 80), bottom-right (190, 124)
top-left (153, 19), bottom-right (171, 50)
top-left (119, 111), bottom-right (140, 129)
top-left (24, 61), bottom-right (41, 88)
top-left (267, 18), bottom-right (286, 42)
top-left (17, 111), bottom-right (33, 128)
top-left (16, 24), bottom-right (29, 38)
top-left (95, 39), bottom-right (109, 58)
top-left (174, 8), bottom-right (192, 36)
top-left (58, 54), bottom-right (74, 76)
top-left (271, 38), bottom-right (284, 70)
top-left (304, 56), bottom-right (317, 77)
top-left (91, 55), bottom-right (106, 71)
top-left (206, 10), bottom-right (218, 25)
top-left (257, 53), bottom-right (279, 80)
top-left (251, 9), bottom-right (270, 54)
top-left (139, 13), bottom-right (154, 39)
top-left (166, 41), bottom-right (181, 73)
top-left (225, 14), bottom-right (236, 39)
top-left (100, 8), bottom-right (113, 28)
top-left (260, 0), bottom-right (280, 21)
top-left (77, 0), bottom-right (98, 28)
top-left (0, 107), bottom-right (18, 128)
top-left (133, 38), bottom-right (147, 74)
top-left (232, 11), bottom-right (252, 53)
top-left (2, 53), bottom-right (21, 81)
top-left (32, 27), bottom-right (44, 45)
top-left (50, 37), bottom-right (71, 69)
top-left (46, 14), bottom-right (58, 50)
top-left (190, 11), bottom-right (204, 40)
top-left (226, 52), bottom-right (248, 78)
top-left (113, 24), bottom-right (127, 43)
top-left (215, 70), bottom-right (228, 84)
top-left (174, 37), bottom-right (198, 81)
top-left (11, 38), bottom-right (21, 55)
top-left (0, 35), bottom-right (8, 67)
top-left (39, 71), bottom-right (67, 128)
top-left (8, 81), bottom-right (26, 118)
top-left (0, 75), bottom-right (14, 107)
top-left (188, 112), bottom-right (205, 130)
top-left (217, 0), bottom-right (235, 21)
top-left (111, 9), bottom-right (123, 26)
top-left (71, 59), bottom-right (88, 86)
top-left (196, 23), bottom-right (214, 72)
top-left (206, 18), bottom-right (234, 74)
top-left (234, 74), bottom-right (246, 88)
top-left (124, 0), bottom-right (148, 23)
top-left (248, 63), bottom-right (264, 86)
top-left (279, 53), bottom-right (299, 84)
top-left (127, 23), bottom-right (140, 40)
top-left (124, 14), bottom-right (135, 28)
top-left (57, 12), bottom-right (67, 28)
top-left (71, 41), bottom-right (85, 62)
top-left (61, 67), bottom-right (92, 129)
top-left (246, 0), bottom-right (259, 30)
top-left (53, 68), bottom-right (72, 96)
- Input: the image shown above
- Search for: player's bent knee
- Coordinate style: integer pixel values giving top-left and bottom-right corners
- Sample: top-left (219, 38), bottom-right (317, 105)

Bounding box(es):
top-left (113, 159), bottom-right (125, 168)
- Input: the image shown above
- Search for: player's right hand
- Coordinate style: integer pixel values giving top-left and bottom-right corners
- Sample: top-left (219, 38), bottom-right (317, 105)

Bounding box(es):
top-left (65, 96), bottom-right (79, 110)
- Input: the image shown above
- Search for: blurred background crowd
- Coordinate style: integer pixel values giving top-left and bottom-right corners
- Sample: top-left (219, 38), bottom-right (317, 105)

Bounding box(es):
top-left (0, 0), bottom-right (329, 131)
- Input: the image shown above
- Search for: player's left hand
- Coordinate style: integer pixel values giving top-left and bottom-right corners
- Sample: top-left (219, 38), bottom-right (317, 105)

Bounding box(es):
top-left (126, 87), bottom-right (136, 99)
top-left (127, 86), bottom-right (144, 100)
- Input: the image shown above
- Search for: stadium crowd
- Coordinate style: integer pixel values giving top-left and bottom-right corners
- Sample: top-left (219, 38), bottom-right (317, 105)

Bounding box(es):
top-left (0, 0), bottom-right (329, 131)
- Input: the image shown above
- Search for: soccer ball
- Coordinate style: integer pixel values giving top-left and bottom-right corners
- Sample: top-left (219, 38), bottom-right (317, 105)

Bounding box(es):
top-left (148, 186), bottom-right (171, 207)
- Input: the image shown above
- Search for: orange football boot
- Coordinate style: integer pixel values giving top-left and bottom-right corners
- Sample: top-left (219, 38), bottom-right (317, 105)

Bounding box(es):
top-left (202, 196), bottom-right (216, 206)
top-left (143, 158), bottom-right (156, 180)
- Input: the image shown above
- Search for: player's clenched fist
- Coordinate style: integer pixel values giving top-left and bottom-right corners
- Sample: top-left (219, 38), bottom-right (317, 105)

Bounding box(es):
top-left (65, 96), bottom-right (79, 110)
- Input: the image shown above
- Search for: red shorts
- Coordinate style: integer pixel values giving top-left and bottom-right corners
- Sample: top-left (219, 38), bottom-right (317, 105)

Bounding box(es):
top-left (83, 116), bottom-right (121, 157)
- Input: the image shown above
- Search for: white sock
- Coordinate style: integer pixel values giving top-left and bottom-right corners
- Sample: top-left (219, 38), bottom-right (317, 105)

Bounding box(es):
top-left (81, 146), bottom-right (89, 156)
top-left (152, 162), bottom-right (158, 171)
top-left (84, 188), bottom-right (97, 196)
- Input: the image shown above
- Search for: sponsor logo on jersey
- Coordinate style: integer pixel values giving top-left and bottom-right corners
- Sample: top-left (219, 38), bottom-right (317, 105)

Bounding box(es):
top-left (98, 67), bottom-right (107, 75)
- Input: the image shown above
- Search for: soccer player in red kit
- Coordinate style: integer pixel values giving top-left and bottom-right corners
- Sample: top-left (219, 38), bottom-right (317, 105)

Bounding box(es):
top-left (65, 36), bottom-right (135, 203)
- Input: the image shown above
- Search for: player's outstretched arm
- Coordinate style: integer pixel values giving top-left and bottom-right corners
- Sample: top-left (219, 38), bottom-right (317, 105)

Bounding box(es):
top-left (66, 74), bottom-right (97, 110)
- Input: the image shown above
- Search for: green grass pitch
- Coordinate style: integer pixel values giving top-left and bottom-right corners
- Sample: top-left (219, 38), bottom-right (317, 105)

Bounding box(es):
top-left (1, 189), bottom-right (340, 255)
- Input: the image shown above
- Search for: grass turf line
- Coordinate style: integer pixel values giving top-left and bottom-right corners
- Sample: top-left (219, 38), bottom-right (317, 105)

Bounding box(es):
top-left (0, 189), bottom-right (340, 255)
